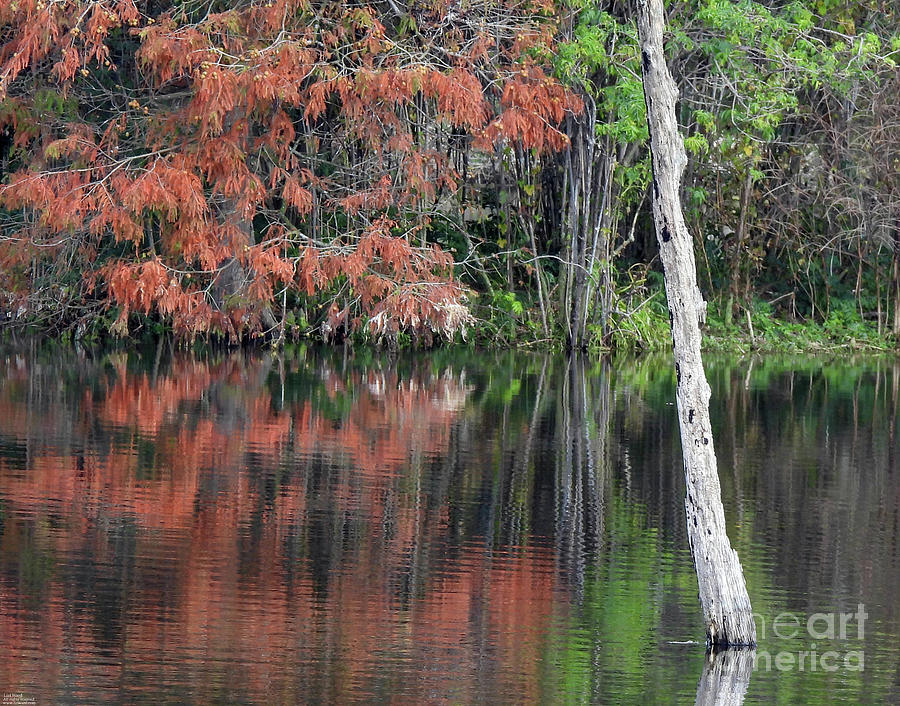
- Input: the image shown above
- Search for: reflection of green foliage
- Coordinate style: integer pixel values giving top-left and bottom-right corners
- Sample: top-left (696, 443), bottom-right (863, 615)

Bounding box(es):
top-left (18, 535), bottom-right (56, 609)
top-left (541, 489), bottom-right (704, 702)
top-left (1, 343), bottom-right (896, 703)
top-left (135, 437), bottom-right (161, 481)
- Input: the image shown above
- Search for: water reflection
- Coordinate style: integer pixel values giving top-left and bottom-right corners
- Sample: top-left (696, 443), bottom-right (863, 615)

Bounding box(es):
top-left (694, 648), bottom-right (754, 706)
top-left (0, 346), bottom-right (897, 703)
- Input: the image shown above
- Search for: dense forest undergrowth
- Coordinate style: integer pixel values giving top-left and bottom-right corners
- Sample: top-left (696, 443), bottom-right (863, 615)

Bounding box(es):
top-left (0, 1), bottom-right (897, 353)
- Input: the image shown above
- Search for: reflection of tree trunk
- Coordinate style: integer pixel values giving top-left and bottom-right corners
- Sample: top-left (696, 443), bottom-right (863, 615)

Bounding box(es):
top-left (151, 334), bottom-right (164, 385)
top-left (728, 361), bottom-right (749, 529)
top-left (587, 357), bottom-right (611, 554)
top-left (555, 357), bottom-right (583, 590)
top-left (694, 648), bottom-right (754, 706)
top-left (505, 356), bottom-right (548, 544)
top-left (637, 0), bottom-right (755, 647)
top-left (555, 355), bottom-right (610, 591)
top-left (890, 361), bottom-right (898, 458)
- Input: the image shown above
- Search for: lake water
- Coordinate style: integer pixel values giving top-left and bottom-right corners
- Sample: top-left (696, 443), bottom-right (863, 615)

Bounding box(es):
top-left (0, 344), bottom-right (897, 704)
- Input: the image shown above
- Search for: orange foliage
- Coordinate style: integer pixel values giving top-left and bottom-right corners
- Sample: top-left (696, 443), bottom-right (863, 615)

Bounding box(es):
top-left (0, 0), bottom-right (579, 340)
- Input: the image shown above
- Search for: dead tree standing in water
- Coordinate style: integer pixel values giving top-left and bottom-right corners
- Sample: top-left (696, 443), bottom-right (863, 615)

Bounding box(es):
top-left (636, 0), bottom-right (757, 647)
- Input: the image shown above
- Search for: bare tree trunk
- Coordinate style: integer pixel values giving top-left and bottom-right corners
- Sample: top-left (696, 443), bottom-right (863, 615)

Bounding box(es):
top-left (637, 0), bottom-right (756, 647)
top-left (513, 144), bottom-right (550, 339)
top-left (732, 170), bottom-right (753, 322)
top-left (523, 214), bottom-right (550, 338)
top-left (211, 199), bottom-right (278, 335)
top-left (892, 227), bottom-right (900, 337)
top-left (560, 100), bottom-right (608, 350)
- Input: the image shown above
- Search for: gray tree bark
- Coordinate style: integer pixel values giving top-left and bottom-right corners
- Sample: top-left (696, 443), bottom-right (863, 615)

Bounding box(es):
top-left (636, 0), bottom-right (756, 647)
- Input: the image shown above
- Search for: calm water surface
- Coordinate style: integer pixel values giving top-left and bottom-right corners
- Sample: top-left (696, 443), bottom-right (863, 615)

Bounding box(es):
top-left (0, 345), bottom-right (897, 704)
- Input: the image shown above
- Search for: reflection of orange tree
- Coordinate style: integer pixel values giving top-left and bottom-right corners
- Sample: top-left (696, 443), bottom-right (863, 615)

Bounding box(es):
top-left (409, 545), bottom-right (556, 703)
top-left (0, 351), bottom-right (557, 702)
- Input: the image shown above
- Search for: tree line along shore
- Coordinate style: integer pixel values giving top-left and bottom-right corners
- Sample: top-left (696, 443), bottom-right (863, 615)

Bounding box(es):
top-left (0, 1), bottom-right (896, 353)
